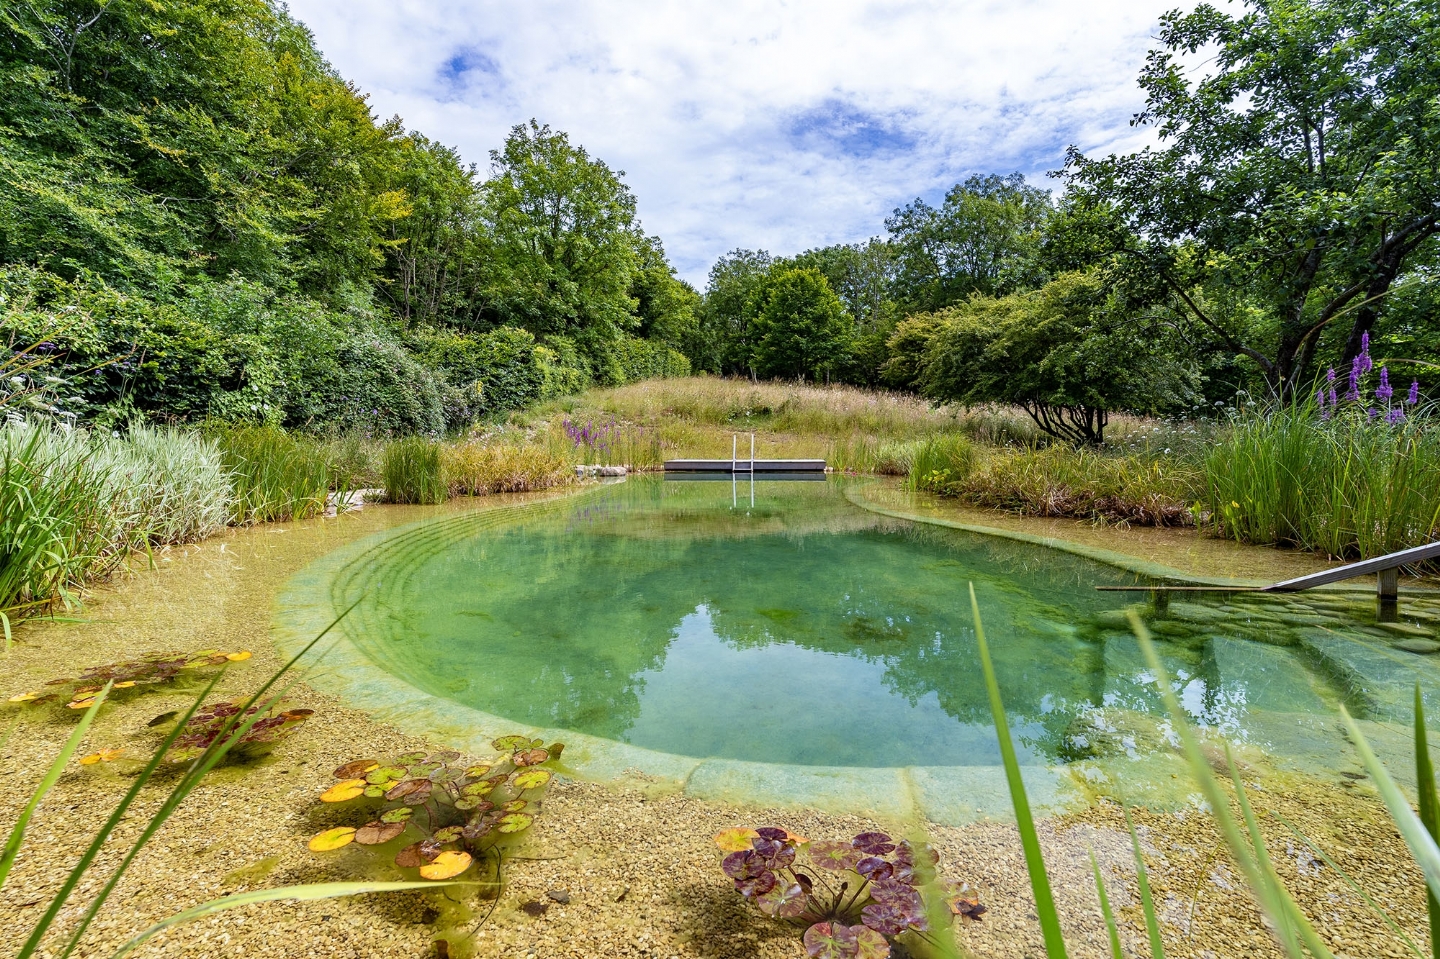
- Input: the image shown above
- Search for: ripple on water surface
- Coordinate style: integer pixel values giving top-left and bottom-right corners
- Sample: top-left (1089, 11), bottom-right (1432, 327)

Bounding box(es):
top-left (281, 477), bottom-right (1440, 804)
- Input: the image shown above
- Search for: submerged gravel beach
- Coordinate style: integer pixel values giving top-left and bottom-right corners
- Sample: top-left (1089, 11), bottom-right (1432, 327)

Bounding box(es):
top-left (0, 492), bottom-right (1429, 959)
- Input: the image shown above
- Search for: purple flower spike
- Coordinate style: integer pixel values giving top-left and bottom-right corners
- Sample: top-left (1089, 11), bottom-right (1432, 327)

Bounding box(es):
top-left (1326, 367), bottom-right (1337, 384)
top-left (1315, 387), bottom-right (1325, 409)
top-left (1409, 380), bottom-right (1421, 405)
top-left (1329, 388), bottom-right (1338, 407)
top-left (1387, 407), bottom-right (1406, 424)
top-left (1376, 366), bottom-right (1393, 401)
top-left (1361, 332), bottom-right (1374, 373)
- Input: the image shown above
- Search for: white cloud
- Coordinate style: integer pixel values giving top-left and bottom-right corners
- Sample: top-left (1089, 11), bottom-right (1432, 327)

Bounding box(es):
top-left (287, 0), bottom-right (1173, 285)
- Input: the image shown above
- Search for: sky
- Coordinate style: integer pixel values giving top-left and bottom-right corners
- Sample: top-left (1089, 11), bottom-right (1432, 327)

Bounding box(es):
top-left (286, 0), bottom-right (1178, 286)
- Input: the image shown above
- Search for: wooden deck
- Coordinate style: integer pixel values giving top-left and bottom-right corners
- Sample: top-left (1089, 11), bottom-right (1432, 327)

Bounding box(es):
top-left (663, 458), bottom-right (826, 473)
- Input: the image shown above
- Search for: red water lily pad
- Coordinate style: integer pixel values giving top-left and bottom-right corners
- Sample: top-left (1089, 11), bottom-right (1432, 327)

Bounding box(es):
top-left (385, 778), bottom-right (433, 803)
top-left (333, 759), bottom-right (380, 779)
top-left (355, 821), bottom-right (406, 845)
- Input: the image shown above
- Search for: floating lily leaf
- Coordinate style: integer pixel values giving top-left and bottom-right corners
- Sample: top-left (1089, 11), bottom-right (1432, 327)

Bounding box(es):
top-left (755, 881), bottom-right (807, 918)
top-left (384, 779), bottom-right (433, 803)
top-left (366, 765), bottom-right (406, 784)
top-left (419, 850), bottom-right (472, 880)
top-left (363, 785), bottom-right (386, 798)
top-left (432, 826), bottom-right (463, 843)
top-left (852, 926), bottom-right (889, 959)
top-left (723, 850), bottom-right (766, 880)
top-left (463, 817), bottom-right (494, 842)
top-left (379, 806), bottom-right (414, 824)
top-left (734, 871), bottom-right (778, 898)
top-left (500, 799), bottom-right (527, 813)
top-left (6, 691), bottom-right (40, 703)
top-left (407, 761), bottom-right (441, 778)
top-left (432, 750), bottom-right (461, 763)
top-left (308, 827), bottom-right (357, 852)
top-left (856, 857), bottom-right (893, 881)
top-left (809, 841), bottom-right (862, 872)
top-left (851, 832), bottom-right (895, 856)
top-left (394, 840), bottom-right (442, 869)
top-left (333, 759), bottom-right (380, 779)
top-left (320, 779), bottom-right (366, 803)
top-left (803, 921), bottom-right (858, 959)
top-left (868, 880), bottom-right (922, 911)
top-left (512, 769), bottom-right (552, 790)
top-left (463, 764), bottom-right (492, 779)
top-left (547, 742), bottom-right (565, 759)
top-left (753, 839), bottom-right (796, 870)
top-left (428, 766), bottom-right (460, 784)
top-left (78, 748), bottom-right (124, 765)
top-left (461, 780), bottom-right (496, 798)
top-left (279, 708), bottom-right (314, 721)
top-left (491, 735), bottom-right (531, 751)
top-left (755, 827), bottom-right (789, 842)
top-left (112, 681), bottom-right (137, 689)
top-left (715, 828), bottom-right (760, 852)
top-left (396, 750), bottom-right (428, 763)
top-left (513, 748), bottom-right (549, 767)
top-left (67, 697), bottom-right (97, 710)
top-left (454, 797), bottom-right (484, 811)
top-left (225, 651), bottom-right (252, 662)
top-left (355, 821), bottom-right (405, 845)
top-left (496, 812), bottom-right (533, 834)
top-left (860, 903), bottom-right (907, 936)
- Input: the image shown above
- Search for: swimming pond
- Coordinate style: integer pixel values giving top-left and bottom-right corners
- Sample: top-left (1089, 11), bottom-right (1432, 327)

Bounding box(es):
top-left (274, 477), bottom-right (1440, 818)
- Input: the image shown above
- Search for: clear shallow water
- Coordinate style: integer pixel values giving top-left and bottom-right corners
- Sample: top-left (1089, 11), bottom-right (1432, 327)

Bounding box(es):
top-left (313, 477), bottom-right (1440, 776)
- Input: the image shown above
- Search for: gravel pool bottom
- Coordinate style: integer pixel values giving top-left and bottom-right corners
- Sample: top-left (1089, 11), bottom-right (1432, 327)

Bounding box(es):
top-left (292, 477), bottom-right (1440, 786)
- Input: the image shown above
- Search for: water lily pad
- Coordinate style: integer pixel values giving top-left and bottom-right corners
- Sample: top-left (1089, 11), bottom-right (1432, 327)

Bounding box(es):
top-left (7, 692), bottom-right (40, 703)
top-left (278, 708), bottom-right (314, 721)
top-left (78, 748), bottom-right (124, 765)
top-left (547, 742), bottom-right (565, 759)
top-left (500, 799), bottom-right (527, 813)
top-left (363, 785), bottom-right (386, 798)
top-left (851, 832), bottom-right (895, 856)
top-left (491, 735), bottom-right (531, 751)
top-left (333, 759), bottom-right (380, 779)
top-left (513, 748), bottom-right (549, 767)
top-left (454, 797), bottom-right (484, 811)
top-left (225, 651), bottom-right (252, 662)
top-left (67, 697), bottom-right (97, 710)
top-left (432, 750), bottom-right (462, 763)
top-left (715, 827), bottom-right (760, 852)
top-left (857, 857), bottom-right (893, 881)
top-left (308, 827), bottom-right (357, 851)
top-left (432, 826), bottom-right (463, 842)
top-left (355, 821), bottom-right (406, 845)
top-left (512, 769), bottom-right (552, 790)
top-left (461, 780), bottom-right (496, 798)
top-left (385, 779), bottom-right (433, 803)
top-left (380, 806), bottom-right (414, 824)
top-left (803, 922), bottom-right (860, 959)
top-left (852, 926), bottom-right (889, 959)
top-left (320, 779), bottom-right (367, 803)
top-left (755, 881), bottom-right (807, 918)
top-left (394, 840), bottom-right (442, 869)
top-left (112, 681), bottom-right (137, 689)
top-left (419, 850), bottom-right (473, 880)
top-left (428, 767), bottom-right (460, 783)
top-left (496, 812), bottom-right (533, 833)
top-left (366, 765), bottom-right (406, 784)
top-left (397, 751), bottom-right (428, 763)
top-left (407, 761), bottom-right (442, 778)
top-left (464, 764), bottom-right (492, 779)
top-left (809, 841), bottom-right (862, 872)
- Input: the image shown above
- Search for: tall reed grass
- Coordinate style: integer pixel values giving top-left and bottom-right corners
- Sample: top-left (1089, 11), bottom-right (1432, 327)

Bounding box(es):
top-left (442, 441), bottom-right (573, 495)
top-left (907, 435), bottom-right (977, 491)
top-left (383, 436), bottom-right (447, 504)
top-left (211, 425), bottom-right (331, 524)
top-left (1206, 404), bottom-right (1440, 558)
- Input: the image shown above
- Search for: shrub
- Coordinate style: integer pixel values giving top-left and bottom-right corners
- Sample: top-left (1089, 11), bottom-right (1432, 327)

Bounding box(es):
top-left (441, 441), bottom-right (572, 495)
top-left (211, 425), bottom-right (331, 523)
top-left (382, 436), bottom-right (446, 504)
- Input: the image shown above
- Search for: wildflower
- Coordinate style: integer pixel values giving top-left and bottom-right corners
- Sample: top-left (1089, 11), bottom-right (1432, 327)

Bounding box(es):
top-left (1315, 387), bottom-right (1325, 408)
top-left (1376, 366), bottom-right (1393, 401)
top-left (1346, 356), bottom-right (1361, 401)
top-left (1386, 407), bottom-right (1405, 424)
top-left (1326, 367), bottom-right (1336, 384)
top-left (1360, 332), bottom-right (1374, 373)
top-left (1409, 380), bottom-right (1421, 405)
top-left (1328, 388), bottom-right (1338, 407)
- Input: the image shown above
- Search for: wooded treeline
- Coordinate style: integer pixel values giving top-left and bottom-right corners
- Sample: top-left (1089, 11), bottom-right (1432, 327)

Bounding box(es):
top-left (1, 0), bottom-right (695, 432)
top-left (690, 0), bottom-right (1440, 442)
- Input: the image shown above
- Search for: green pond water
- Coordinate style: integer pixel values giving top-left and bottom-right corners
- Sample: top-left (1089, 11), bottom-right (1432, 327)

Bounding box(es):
top-left (294, 477), bottom-right (1440, 783)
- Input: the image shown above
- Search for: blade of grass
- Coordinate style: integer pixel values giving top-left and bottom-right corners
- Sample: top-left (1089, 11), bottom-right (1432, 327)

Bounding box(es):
top-left (1415, 685), bottom-right (1440, 959)
top-left (970, 582), bottom-right (1069, 958)
top-left (1339, 705), bottom-right (1440, 900)
top-left (1090, 850), bottom-right (1124, 959)
top-left (1127, 611), bottom-right (1332, 959)
top-left (0, 682), bottom-right (110, 889)
top-left (1273, 812), bottom-right (1426, 959)
top-left (1124, 807), bottom-right (1165, 959)
top-left (109, 881), bottom-right (464, 958)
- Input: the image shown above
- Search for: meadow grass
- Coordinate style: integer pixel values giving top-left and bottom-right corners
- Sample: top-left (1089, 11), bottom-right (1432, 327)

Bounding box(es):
top-left (1206, 404), bottom-right (1440, 558)
top-left (382, 435), bottom-right (447, 504)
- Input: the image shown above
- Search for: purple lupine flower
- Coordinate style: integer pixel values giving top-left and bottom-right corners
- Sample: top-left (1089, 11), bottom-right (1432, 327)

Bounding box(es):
top-left (1387, 407), bottom-right (1406, 424)
top-left (1376, 366), bottom-right (1393, 401)
top-left (1409, 380), bottom-right (1421, 405)
top-left (1346, 356), bottom-right (1362, 401)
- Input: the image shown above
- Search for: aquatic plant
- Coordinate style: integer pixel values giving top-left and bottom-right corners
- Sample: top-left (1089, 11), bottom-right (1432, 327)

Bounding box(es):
top-left (906, 434), bottom-right (976, 492)
top-left (211, 423), bottom-right (332, 523)
top-left (382, 434), bottom-right (447, 504)
top-left (165, 699), bottom-right (313, 763)
top-left (309, 734), bottom-right (563, 880)
top-left (5, 648), bottom-right (251, 710)
top-left (714, 826), bottom-right (983, 957)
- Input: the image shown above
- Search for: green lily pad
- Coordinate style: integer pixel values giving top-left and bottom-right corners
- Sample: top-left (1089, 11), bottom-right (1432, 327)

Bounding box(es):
top-left (380, 806), bottom-right (414, 824)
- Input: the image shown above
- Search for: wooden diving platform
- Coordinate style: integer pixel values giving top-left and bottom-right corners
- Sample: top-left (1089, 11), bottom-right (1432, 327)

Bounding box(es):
top-left (664, 458), bottom-right (826, 473)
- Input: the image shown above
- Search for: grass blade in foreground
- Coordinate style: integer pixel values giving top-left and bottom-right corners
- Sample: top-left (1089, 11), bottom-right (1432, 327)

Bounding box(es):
top-left (0, 683), bottom-right (110, 889)
top-left (969, 583), bottom-right (1070, 958)
top-left (1124, 808), bottom-right (1165, 959)
top-left (1090, 850), bottom-right (1123, 959)
top-left (109, 882), bottom-right (461, 959)
top-left (1414, 685), bottom-right (1440, 959)
top-left (1127, 612), bottom-right (1333, 959)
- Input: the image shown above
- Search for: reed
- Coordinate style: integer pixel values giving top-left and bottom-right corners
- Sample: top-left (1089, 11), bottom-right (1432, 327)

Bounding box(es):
top-left (907, 434), bottom-right (977, 491)
top-left (1205, 403), bottom-right (1440, 558)
top-left (441, 440), bottom-right (573, 495)
top-left (210, 424), bottom-right (331, 523)
top-left (382, 435), bottom-right (447, 504)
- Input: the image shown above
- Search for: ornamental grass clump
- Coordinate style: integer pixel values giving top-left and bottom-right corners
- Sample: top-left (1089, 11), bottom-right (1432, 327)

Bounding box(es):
top-left (906, 434), bottom-right (976, 492)
top-left (382, 435), bottom-right (446, 504)
top-left (1206, 337), bottom-right (1437, 559)
top-left (715, 826), bottom-right (983, 958)
top-left (211, 424), bottom-right (331, 523)
top-left (442, 440), bottom-right (572, 495)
